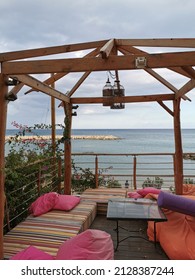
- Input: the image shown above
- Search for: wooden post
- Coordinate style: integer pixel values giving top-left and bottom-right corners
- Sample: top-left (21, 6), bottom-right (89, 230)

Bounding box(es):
top-left (133, 156), bottom-right (137, 189)
top-left (57, 158), bottom-right (62, 193)
top-left (95, 155), bottom-right (98, 188)
top-left (0, 74), bottom-right (8, 259)
top-left (50, 74), bottom-right (56, 157)
top-left (173, 98), bottom-right (183, 194)
top-left (63, 103), bottom-right (72, 195)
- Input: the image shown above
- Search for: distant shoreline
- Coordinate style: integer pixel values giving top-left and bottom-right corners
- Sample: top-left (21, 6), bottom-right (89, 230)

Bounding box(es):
top-left (5, 135), bottom-right (121, 141)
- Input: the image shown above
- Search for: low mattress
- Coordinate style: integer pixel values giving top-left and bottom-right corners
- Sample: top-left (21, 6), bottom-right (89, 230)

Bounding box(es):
top-left (3, 200), bottom-right (97, 259)
top-left (80, 188), bottom-right (127, 215)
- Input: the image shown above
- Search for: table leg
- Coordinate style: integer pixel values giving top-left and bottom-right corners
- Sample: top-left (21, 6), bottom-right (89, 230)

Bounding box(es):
top-left (114, 220), bottom-right (119, 251)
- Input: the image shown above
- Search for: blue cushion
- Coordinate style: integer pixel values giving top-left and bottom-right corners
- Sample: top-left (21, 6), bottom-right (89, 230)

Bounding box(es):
top-left (157, 191), bottom-right (195, 216)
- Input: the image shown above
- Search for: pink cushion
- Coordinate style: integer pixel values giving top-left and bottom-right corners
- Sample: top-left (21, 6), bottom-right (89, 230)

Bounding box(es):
top-left (137, 187), bottom-right (161, 197)
top-left (54, 194), bottom-right (80, 211)
top-left (10, 246), bottom-right (54, 260)
top-left (127, 192), bottom-right (143, 198)
top-left (29, 192), bottom-right (58, 216)
top-left (56, 229), bottom-right (114, 260)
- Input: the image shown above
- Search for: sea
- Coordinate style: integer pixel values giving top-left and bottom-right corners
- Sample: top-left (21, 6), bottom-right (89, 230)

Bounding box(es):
top-left (5, 128), bottom-right (195, 154)
top-left (5, 129), bottom-right (195, 188)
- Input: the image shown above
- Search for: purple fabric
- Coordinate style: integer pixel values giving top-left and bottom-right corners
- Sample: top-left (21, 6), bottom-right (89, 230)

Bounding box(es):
top-left (157, 191), bottom-right (195, 216)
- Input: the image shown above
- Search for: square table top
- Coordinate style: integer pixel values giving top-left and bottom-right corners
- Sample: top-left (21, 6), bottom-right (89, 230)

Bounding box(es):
top-left (107, 198), bottom-right (167, 221)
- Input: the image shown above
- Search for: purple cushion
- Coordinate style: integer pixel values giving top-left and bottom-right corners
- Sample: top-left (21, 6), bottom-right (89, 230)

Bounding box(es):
top-left (157, 191), bottom-right (195, 216)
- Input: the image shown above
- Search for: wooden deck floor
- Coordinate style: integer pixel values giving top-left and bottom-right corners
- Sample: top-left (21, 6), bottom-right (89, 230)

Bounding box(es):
top-left (90, 215), bottom-right (169, 260)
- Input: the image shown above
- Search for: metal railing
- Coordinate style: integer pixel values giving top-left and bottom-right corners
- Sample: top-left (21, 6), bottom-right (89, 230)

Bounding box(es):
top-left (4, 152), bottom-right (195, 232)
top-left (72, 152), bottom-right (195, 190)
top-left (4, 157), bottom-right (62, 233)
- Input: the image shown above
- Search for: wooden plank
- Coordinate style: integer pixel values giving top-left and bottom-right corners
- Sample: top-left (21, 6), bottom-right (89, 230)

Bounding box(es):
top-left (100, 39), bottom-right (115, 58)
top-left (181, 66), bottom-right (195, 79)
top-left (0, 40), bottom-right (107, 62)
top-left (175, 79), bottom-right (195, 99)
top-left (116, 38), bottom-right (195, 48)
top-left (25, 47), bottom-right (101, 95)
top-left (173, 98), bottom-right (183, 195)
top-left (3, 51), bottom-right (195, 74)
top-left (10, 74), bottom-right (70, 103)
top-left (0, 74), bottom-right (8, 259)
top-left (71, 94), bottom-right (175, 104)
top-left (158, 101), bottom-right (174, 116)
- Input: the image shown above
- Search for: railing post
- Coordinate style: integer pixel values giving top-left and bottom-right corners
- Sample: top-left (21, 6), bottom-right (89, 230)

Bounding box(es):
top-left (58, 158), bottom-right (62, 193)
top-left (133, 155), bottom-right (137, 189)
top-left (37, 165), bottom-right (41, 196)
top-left (95, 155), bottom-right (99, 188)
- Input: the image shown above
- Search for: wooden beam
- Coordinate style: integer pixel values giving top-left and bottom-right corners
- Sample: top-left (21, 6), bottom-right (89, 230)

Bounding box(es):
top-left (173, 98), bottom-right (183, 194)
top-left (116, 38), bottom-right (195, 48)
top-left (3, 51), bottom-right (195, 75)
top-left (70, 94), bottom-right (175, 104)
top-left (181, 66), bottom-right (195, 79)
top-left (23, 47), bottom-right (101, 95)
top-left (0, 40), bottom-right (107, 62)
top-left (157, 101), bottom-right (174, 116)
top-left (175, 79), bottom-right (195, 99)
top-left (0, 74), bottom-right (8, 259)
top-left (10, 75), bottom-right (70, 103)
top-left (118, 45), bottom-right (193, 80)
top-left (64, 103), bottom-right (72, 195)
top-left (100, 39), bottom-right (115, 58)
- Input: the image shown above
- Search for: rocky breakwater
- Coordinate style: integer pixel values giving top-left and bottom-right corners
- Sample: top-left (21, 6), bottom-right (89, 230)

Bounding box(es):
top-left (5, 135), bottom-right (121, 141)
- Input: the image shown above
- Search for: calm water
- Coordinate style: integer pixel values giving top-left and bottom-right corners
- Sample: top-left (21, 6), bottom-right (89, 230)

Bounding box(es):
top-left (5, 129), bottom-right (195, 187)
top-left (6, 128), bottom-right (195, 154)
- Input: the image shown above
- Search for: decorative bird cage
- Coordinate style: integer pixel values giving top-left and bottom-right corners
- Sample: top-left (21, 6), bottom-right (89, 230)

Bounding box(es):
top-left (102, 78), bottom-right (113, 106)
top-left (110, 80), bottom-right (125, 109)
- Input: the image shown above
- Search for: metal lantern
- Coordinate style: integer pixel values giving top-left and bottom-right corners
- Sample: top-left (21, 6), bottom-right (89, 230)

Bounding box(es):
top-left (102, 78), bottom-right (113, 106)
top-left (110, 80), bottom-right (125, 109)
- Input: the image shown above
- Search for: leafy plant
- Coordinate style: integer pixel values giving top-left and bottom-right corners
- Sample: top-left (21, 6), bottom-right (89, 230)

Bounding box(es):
top-left (142, 176), bottom-right (163, 189)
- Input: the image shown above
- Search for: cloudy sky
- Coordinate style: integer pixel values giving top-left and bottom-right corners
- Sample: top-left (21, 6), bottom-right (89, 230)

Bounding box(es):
top-left (1, 0), bottom-right (195, 129)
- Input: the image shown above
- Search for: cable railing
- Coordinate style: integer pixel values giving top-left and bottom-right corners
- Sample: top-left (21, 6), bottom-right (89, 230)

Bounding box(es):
top-left (4, 152), bottom-right (195, 232)
top-left (4, 157), bottom-right (62, 233)
top-left (72, 152), bottom-right (195, 190)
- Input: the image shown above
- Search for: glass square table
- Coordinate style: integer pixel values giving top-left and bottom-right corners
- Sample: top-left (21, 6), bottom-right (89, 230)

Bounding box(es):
top-left (107, 198), bottom-right (167, 251)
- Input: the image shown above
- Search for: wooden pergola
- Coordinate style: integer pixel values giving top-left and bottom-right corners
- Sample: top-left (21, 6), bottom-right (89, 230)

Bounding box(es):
top-left (0, 38), bottom-right (195, 259)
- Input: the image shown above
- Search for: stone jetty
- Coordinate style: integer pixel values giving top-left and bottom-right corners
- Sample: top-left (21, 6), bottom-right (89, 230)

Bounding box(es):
top-left (5, 135), bottom-right (121, 141)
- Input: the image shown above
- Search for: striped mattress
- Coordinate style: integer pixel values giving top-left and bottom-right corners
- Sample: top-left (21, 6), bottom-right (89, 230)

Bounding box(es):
top-left (80, 188), bottom-right (127, 215)
top-left (3, 200), bottom-right (97, 259)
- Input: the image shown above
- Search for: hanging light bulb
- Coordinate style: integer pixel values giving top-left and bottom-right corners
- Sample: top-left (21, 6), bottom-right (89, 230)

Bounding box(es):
top-left (110, 80), bottom-right (125, 109)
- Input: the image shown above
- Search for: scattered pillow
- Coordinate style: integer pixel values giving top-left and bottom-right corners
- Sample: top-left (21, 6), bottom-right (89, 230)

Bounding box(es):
top-left (10, 246), bottom-right (54, 260)
top-left (137, 187), bottom-right (161, 197)
top-left (56, 229), bottom-right (114, 260)
top-left (54, 194), bottom-right (80, 211)
top-left (127, 192), bottom-right (143, 199)
top-left (157, 191), bottom-right (195, 216)
top-left (29, 192), bottom-right (58, 216)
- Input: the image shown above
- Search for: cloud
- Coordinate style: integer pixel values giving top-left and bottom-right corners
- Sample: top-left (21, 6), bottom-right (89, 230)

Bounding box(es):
top-left (1, 0), bottom-right (195, 129)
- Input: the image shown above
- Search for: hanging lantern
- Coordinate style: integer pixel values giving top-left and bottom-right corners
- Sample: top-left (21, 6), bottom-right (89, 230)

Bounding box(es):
top-left (110, 80), bottom-right (125, 109)
top-left (102, 78), bottom-right (113, 106)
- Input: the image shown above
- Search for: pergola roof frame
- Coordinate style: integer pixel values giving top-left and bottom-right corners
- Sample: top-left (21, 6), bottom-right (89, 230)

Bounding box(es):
top-left (0, 38), bottom-right (195, 259)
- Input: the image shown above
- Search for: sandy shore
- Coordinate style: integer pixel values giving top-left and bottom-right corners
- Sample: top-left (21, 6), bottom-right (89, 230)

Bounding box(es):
top-left (5, 135), bottom-right (121, 141)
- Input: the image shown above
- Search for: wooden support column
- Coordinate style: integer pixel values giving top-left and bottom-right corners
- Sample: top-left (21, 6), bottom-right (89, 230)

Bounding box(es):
top-left (51, 74), bottom-right (56, 157)
top-left (0, 74), bottom-right (8, 259)
top-left (63, 103), bottom-right (72, 195)
top-left (173, 98), bottom-right (183, 194)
